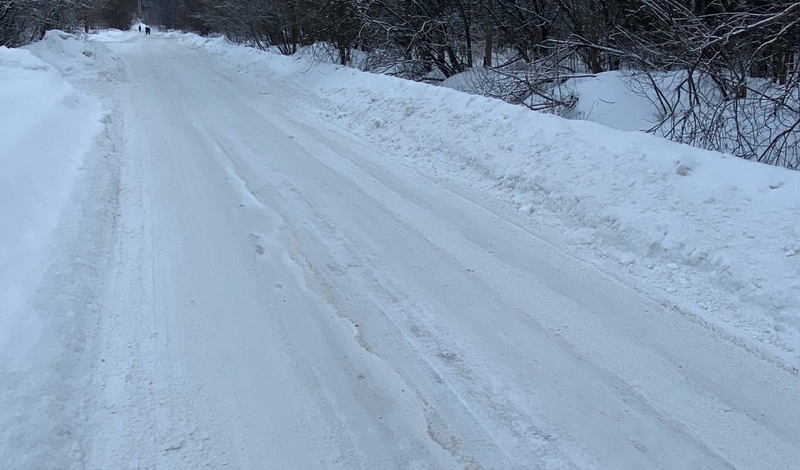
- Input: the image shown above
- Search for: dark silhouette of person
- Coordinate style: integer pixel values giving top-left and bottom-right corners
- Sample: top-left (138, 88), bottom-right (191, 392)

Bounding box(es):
top-left (138, 25), bottom-right (142, 32)
top-left (145, 26), bottom-right (151, 35)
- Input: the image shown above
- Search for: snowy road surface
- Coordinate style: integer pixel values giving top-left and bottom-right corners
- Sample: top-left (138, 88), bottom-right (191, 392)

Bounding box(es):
top-left (67, 36), bottom-right (800, 469)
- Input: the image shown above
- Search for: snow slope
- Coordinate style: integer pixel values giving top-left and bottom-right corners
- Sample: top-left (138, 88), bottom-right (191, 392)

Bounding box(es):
top-left (175, 33), bottom-right (800, 363)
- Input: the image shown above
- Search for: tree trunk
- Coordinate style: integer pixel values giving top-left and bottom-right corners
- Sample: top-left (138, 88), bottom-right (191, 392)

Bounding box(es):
top-left (483, 0), bottom-right (493, 67)
top-left (456, 0), bottom-right (473, 68)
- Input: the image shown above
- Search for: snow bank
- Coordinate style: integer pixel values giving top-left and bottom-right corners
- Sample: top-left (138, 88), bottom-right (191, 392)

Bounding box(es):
top-left (175, 33), bottom-right (800, 363)
top-left (0, 35), bottom-right (109, 468)
top-left (0, 45), bottom-right (101, 354)
top-left (26, 30), bottom-right (123, 83)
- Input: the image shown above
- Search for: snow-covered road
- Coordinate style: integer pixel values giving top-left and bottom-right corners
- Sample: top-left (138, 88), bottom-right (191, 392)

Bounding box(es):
top-left (77, 36), bottom-right (800, 469)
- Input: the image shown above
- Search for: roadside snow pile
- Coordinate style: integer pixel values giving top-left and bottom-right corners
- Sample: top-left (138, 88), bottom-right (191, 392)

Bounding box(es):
top-left (178, 34), bottom-right (800, 362)
top-left (26, 30), bottom-right (122, 83)
top-left (0, 42), bottom-right (106, 468)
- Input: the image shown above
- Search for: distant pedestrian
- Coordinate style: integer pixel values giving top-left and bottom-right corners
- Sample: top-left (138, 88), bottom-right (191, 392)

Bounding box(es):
top-left (145, 27), bottom-right (151, 36)
top-left (138, 25), bottom-right (142, 32)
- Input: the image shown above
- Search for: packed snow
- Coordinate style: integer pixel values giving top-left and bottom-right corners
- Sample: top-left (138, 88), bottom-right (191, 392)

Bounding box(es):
top-left (1, 29), bottom-right (799, 469)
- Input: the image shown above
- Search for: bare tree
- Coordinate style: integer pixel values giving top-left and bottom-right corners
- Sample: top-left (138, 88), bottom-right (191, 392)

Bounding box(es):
top-left (4, 0), bottom-right (797, 168)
